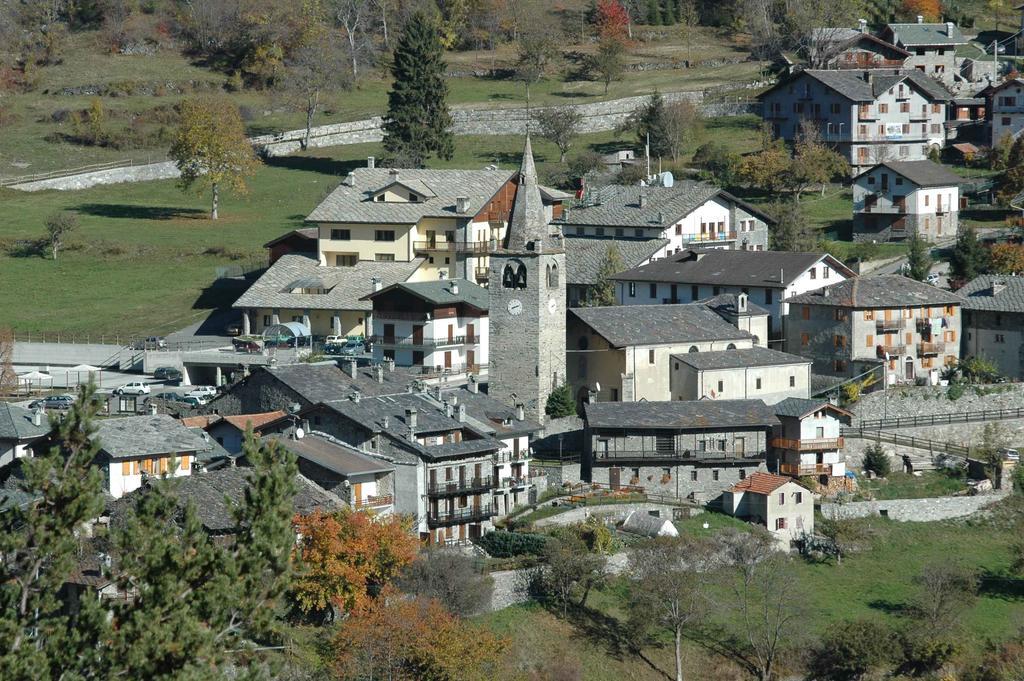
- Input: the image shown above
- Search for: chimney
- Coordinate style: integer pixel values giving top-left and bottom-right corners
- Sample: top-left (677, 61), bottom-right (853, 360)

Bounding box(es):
top-left (434, 385), bottom-right (443, 400)
top-left (444, 403), bottom-right (454, 419)
top-left (455, 196), bottom-right (470, 214)
top-left (350, 391), bottom-right (361, 403)
top-left (823, 286), bottom-right (831, 298)
top-left (32, 408), bottom-right (43, 427)
top-left (946, 21), bottom-right (954, 36)
top-left (858, 18), bottom-right (867, 32)
top-left (515, 403), bottom-right (525, 421)
top-left (457, 404), bottom-right (466, 422)
top-left (450, 282), bottom-right (459, 296)
top-left (917, 14), bottom-right (923, 23)
top-left (367, 156), bottom-right (375, 169)
top-left (148, 403), bottom-right (158, 416)
top-left (382, 415), bottom-right (390, 429)
top-left (467, 374), bottom-right (479, 393)
top-left (385, 358), bottom-right (395, 372)
top-left (406, 408), bottom-right (418, 433)
top-left (389, 168), bottom-right (399, 181)
top-left (638, 190), bottom-right (646, 209)
top-left (737, 292), bottom-right (748, 313)
top-left (343, 172), bottom-right (355, 187)
top-left (371, 276), bottom-right (383, 292)
top-left (345, 359), bottom-right (357, 379)
top-left (373, 365), bottom-right (384, 383)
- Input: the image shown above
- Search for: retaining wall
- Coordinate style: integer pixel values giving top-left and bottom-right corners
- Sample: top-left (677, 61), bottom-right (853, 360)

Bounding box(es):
top-left (13, 341), bottom-right (138, 370)
top-left (820, 493), bottom-right (1003, 522)
top-left (9, 161), bottom-right (180, 192)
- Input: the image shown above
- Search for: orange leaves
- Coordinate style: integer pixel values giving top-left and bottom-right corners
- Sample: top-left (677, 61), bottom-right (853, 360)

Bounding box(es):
top-left (990, 243), bottom-right (1024, 274)
top-left (595, 0), bottom-right (631, 43)
top-left (901, 0), bottom-right (941, 22)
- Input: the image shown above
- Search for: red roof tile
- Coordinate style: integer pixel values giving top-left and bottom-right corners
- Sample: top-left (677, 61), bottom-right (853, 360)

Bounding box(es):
top-left (220, 411), bottom-right (287, 433)
top-left (729, 472), bottom-right (792, 495)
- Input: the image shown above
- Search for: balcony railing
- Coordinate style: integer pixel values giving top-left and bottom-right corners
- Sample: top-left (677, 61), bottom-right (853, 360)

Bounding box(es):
top-left (862, 202), bottom-right (906, 214)
top-left (779, 462), bottom-right (837, 476)
top-left (427, 475), bottom-right (492, 496)
top-left (426, 503), bottom-right (496, 528)
top-left (413, 241), bottom-right (491, 254)
top-left (876, 318), bottom-right (903, 332)
top-left (918, 341), bottom-right (944, 355)
top-left (877, 344), bottom-right (906, 357)
top-left (495, 476), bottom-right (530, 489)
top-left (412, 362), bottom-right (486, 378)
top-left (684, 231), bottom-right (738, 244)
top-left (772, 437), bottom-right (844, 452)
top-left (370, 335), bottom-right (480, 348)
top-left (474, 266), bottom-right (489, 281)
top-left (495, 450), bottom-right (530, 464)
top-left (354, 494), bottom-right (394, 509)
top-left (373, 310), bottom-right (431, 322)
top-left (593, 449), bottom-right (766, 463)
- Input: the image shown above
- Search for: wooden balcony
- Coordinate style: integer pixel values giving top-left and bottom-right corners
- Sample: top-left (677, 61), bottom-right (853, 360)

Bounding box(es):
top-left (876, 318), bottom-right (903, 332)
top-left (427, 475), bottom-right (493, 497)
top-left (426, 503), bottom-right (496, 528)
top-left (918, 341), bottom-right (944, 356)
top-left (779, 462), bottom-right (837, 476)
top-left (593, 449), bottom-right (766, 464)
top-left (413, 241), bottom-right (491, 254)
top-left (877, 344), bottom-right (906, 358)
top-left (772, 437), bottom-right (843, 452)
top-left (354, 494), bottom-right (393, 509)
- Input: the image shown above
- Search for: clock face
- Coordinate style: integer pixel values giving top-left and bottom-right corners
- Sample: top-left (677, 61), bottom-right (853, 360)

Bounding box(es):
top-left (507, 299), bottom-right (523, 316)
top-left (548, 298), bottom-right (557, 315)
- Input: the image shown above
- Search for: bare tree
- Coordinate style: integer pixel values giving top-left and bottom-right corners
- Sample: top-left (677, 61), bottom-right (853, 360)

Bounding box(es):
top-left (332, 0), bottom-right (373, 78)
top-left (533, 106), bottom-right (584, 162)
top-left (513, 4), bottom-right (560, 105)
top-left (399, 549), bottom-right (493, 617)
top-left (910, 561), bottom-right (978, 635)
top-left (285, 32), bottom-right (351, 149)
top-left (0, 327), bottom-right (15, 396)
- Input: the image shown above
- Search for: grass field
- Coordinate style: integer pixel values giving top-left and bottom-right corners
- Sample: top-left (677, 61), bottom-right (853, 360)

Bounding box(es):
top-left (858, 470), bottom-right (970, 500)
top-left (0, 26), bottom-right (765, 178)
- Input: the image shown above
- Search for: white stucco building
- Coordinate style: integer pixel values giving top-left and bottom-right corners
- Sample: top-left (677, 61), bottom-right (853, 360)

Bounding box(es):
top-left (852, 160), bottom-right (962, 242)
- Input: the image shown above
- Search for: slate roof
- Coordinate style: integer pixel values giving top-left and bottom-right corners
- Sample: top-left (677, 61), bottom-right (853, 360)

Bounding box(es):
top-left (584, 399), bottom-right (779, 430)
top-left (232, 254), bottom-right (423, 311)
top-left (611, 249), bottom-right (854, 288)
top-left (563, 237), bottom-right (669, 285)
top-left (274, 434), bottom-right (394, 477)
top-left (0, 460), bottom-right (37, 511)
top-left (363, 279), bottom-right (489, 310)
top-left (242, 363), bottom-right (418, 403)
top-left (95, 414), bottom-right (210, 461)
top-left (885, 22), bottom-right (967, 46)
top-left (786, 275), bottom-right (963, 308)
top-left (306, 168), bottom-right (514, 224)
top-left (698, 293), bottom-right (770, 317)
top-left (107, 467), bottom-right (342, 533)
top-left (729, 471), bottom-right (792, 495)
top-left (570, 304), bottom-right (752, 348)
top-left (434, 387), bottom-right (543, 438)
top-left (762, 69), bottom-right (953, 103)
top-left (773, 397), bottom-right (853, 420)
top-left (0, 403), bottom-right (49, 442)
top-left (501, 136), bottom-right (564, 253)
top-left (854, 160), bottom-right (963, 187)
top-left (958, 275), bottom-right (1024, 312)
top-left (672, 347), bottom-right (811, 371)
top-left (263, 227), bottom-right (317, 249)
top-left (560, 182), bottom-right (775, 228)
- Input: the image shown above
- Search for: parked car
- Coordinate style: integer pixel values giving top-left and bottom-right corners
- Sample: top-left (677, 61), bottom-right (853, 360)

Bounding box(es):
top-left (926, 273), bottom-right (941, 286)
top-left (185, 385), bottom-right (217, 399)
top-left (325, 335), bottom-right (343, 345)
top-left (1001, 448), bottom-right (1020, 461)
top-left (28, 394), bottom-right (75, 410)
top-left (337, 339), bottom-right (364, 356)
top-left (134, 336), bottom-right (167, 350)
top-left (153, 367), bottom-right (183, 382)
top-left (233, 337), bottom-right (263, 353)
top-left (224, 321), bottom-right (243, 336)
top-left (151, 391), bottom-right (180, 402)
top-left (114, 382), bottom-right (151, 396)
top-left (178, 395), bottom-right (207, 407)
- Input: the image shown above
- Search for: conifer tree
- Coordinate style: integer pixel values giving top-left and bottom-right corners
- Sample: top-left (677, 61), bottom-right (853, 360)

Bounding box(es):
top-left (950, 225), bottom-right (990, 282)
top-left (587, 243), bottom-right (625, 306)
top-left (546, 383), bottom-right (578, 418)
top-left (382, 11), bottom-right (454, 166)
top-left (905, 228), bottom-right (932, 281)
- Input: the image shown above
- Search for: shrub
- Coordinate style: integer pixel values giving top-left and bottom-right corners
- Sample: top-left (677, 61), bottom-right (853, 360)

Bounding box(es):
top-left (808, 619), bottom-right (897, 681)
top-left (861, 443), bottom-right (891, 477)
top-left (947, 383), bottom-right (965, 401)
top-left (841, 382), bottom-right (861, 404)
top-left (476, 530), bottom-right (548, 558)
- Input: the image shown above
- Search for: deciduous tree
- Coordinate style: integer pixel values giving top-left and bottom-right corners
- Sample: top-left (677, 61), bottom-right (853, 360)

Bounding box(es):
top-left (808, 619), bottom-right (897, 681)
top-left (786, 123), bottom-right (848, 199)
top-left (169, 96), bottom-right (259, 220)
top-left (44, 211), bottom-right (77, 261)
top-left (587, 243), bottom-right (625, 306)
top-left (594, 0), bottom-right (630, 42)
top-left (382, 10), bottom-right (454, 166)
top-left (399, 549), bottom-right (493, 617)
top-left (285, 29), bottom-right (352, 150)
top-left (739, 136), bottom-right (791, 192)
top-left (990, 242), bottom-right (1024, 274)
top-left (625, 91), bottom-right (700, 161)
top-left (590, 38), bottom-right (626, 94)
top-left (515, 20), bottom-right (560, 104)
top-left (905, 228), bottom-right (932, 281)
top-left (0, 328), bottom-right (14, 395)
top-left (292, 508), bottom-right (416, 618)
top-left (533, 106), bottom-right (584, 162)
top-left (539, 535), bottom-right (605, 616)
top-left (768, 198), bottom-right (819, 251)
top-left (901, 0), bottom-right (941, 21)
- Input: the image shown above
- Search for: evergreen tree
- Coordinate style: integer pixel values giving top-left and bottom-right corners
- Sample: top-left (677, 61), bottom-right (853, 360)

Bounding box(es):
top-left (586, 243), bottom-right (625, 307)
top-left (662, 0), bottom-right (677, 24)
top-left (626, 92), bottom-right (676, 160)
top-left (997, 134), bottom-right (1024, 204)
top-left (769, 198), bottom-right (819, 251)
top-left (382, 11), bottom-right (454, 166)
top-left (949, 225), bottom-right (990, 282)
top-left (546, 384), bottom-right (578, 418)
top-left (861, 443), bottom-right (891, 477)
top-left (0, 385), bottom-right (105, 681)
top-left (646, 0), bottom-right (661, 23)
top-left (905, 228), bottom-right (932, 281)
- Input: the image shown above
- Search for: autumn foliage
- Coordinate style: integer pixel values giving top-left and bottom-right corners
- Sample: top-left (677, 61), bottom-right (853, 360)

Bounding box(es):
top-left (901, 0), bottom-right (941, 22)
top-left (334, 589), bottom-right (508, 681)
top-left (291, 509), bottom-right (417, 616)
top-left (990, 243), bottom-right (1024, 274)
top-left (595, 0), bottom-right (631, 43)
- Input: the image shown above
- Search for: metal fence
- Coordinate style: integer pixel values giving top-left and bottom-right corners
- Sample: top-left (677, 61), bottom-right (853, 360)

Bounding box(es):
top-left (850, 406), bottom-right (1024, 431)
top-left (844, 428), bottom-right (970, 457)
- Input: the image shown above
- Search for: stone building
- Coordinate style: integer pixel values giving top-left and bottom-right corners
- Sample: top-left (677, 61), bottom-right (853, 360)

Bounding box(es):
top-left (488, 136), bottom-right (567, 423)
top-left (880, 20), bottom-right (967, 87)
top-left (852, 160), bottom-right (963, 242)
top-left (980, 78), bottom-right (1024, 146)
top-left (557, 180), bottom-right (772, 253)
top-left (823, 29), bottom-right (911, 70)
top-left (581, 400), bottom-right (778, 504)
top-left (669, 346), bottom-right (812, 404)
top-left (0, 403), bottom-right (49, 468)
top-left (94, 415), bottom-right (209, 499)
top-left (567, 303), bottom-right (755, 405)
top-left (784, 275), bottom-right (963, 382)
top-left (959, 275), bottom-right (1024, 380)
top-left (759, 69), bottom-right (951, 168)
top-left (769, 398), bottom-right (852, 485)
top-left (563, 236), bottom-right (667, 307)
top-left (722, 472), bottom-right (815, 547)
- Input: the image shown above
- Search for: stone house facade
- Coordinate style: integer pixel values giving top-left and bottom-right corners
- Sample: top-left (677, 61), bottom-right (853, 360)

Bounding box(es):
top-left (769, 398), bottom-right (852, 485)
top-left (722, 472), bottom-right (815, 546)
top-left (669, 347), bottom-right (812, 404)
top-left (959, 275), bottom-right (1024, 380)
top-left (852, 160), bottom-right (962, 242)
top-left (880, 21), bottom-right (966, 87)
top-left (981, 78), bottom-right (1024, 146)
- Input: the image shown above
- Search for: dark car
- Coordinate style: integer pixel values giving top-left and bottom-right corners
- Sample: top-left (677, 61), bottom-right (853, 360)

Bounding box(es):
top-left (153, 367), bottom-right (183, 382)
top-left (28, 394), bottom-right (75, 410)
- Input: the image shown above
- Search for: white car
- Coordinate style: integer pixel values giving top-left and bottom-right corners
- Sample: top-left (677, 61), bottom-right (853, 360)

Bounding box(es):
top-left (926, 273), bottom-right (941, 286)
top-left (325, 335), bottom-right (343, 345)
top-left (186, 385), bottom-right (218, 399)
top-left (115, 381), bottom-right (151, 396)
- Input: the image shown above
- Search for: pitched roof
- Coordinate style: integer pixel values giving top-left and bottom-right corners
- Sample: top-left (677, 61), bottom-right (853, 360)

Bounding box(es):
top-left (773, 397), bottom-right (853, 420)
top-left (306, 168), bottom-right (514, 224)
top-left (220, 410), bottom-right (288, 433)
top-left (885, 22), bottom-right (967, 46)
top-left (262, 227), bottom-right (317, 249)
top-left (362, 278), bottom-right (489, 310)
top-left (234, 363), bottom-right (418, 404)
top-left (180, 415), bottom-right (221, 428)
top-left (785, 275), bottom-right (963, 308)
top-left (672, 347), bottom-right (811, 371)
top-left (95, 414), bottom-right (210, 460)
top-left (584, 399), bottom-right (779, 430)
top-left (958, 275), bottom-right (1024, 312)
top-left (854, 160), bottom-right (963, 187)
top-left (273, 434), bottom-right (394, 477)
top-left (563, 237), bottom-right (668, 286)
top-left (837, 32), bottom-right (911, 57)
top-left (611, 249), bottom-right (854, 288)
top-left (502, 136), bottom-right (563, 253)
top-left (571, 304), bottom-right (752, 348)
top-left (729, 471), bottom-right (792, 495)
top-left (761, 69), bottom-right (953, 103)
top-left (435, 386), bottom-right (543, 438)
top-left (698, 293), bottom-right (770, 317)
top-left (232, 254), bottom-right (423, 311)
top-left (0, 403), bottom-right (49, 442)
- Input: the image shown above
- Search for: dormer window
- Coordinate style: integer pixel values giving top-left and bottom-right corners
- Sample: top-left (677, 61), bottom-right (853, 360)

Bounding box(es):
top-left (409, 193), bottom-right (419, 202)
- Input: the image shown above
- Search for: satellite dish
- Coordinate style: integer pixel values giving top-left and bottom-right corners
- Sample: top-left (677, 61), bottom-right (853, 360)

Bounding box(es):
top-left (661, 171), bottom-right (674, 188)
top-left (295, 427), bottom-right (305, 439)
top-left (594, 382), bottom-right (601, 393)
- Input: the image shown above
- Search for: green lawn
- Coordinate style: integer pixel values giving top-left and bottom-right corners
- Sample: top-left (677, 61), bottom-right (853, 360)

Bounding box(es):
top-left (856, 470), bottom-right (971, 500)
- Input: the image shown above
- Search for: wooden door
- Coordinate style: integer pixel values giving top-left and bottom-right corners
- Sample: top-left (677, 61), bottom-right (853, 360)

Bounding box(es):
top-left (459, 524), bottom-right (467, 541)
top-left (609, 467), bottom-right (621, 491)
top-left (735, 437), bottom-right (745, 455)
top-left (467, 349), bottom-right (475, 367)
top-left (384, 323), bottom-right (395, 341)
top-left (467, 323), bottom-right (475, 343)
top-left (447, 324), bottom-right (454, 342)
top-left (353, 482), bottom-right (362, 507)
top-left (412, 325), bottom-right (423, 344)
top-left (459, 465), bottom-right (466, 486)
top-left (444, 351), bottom-right (452, 369)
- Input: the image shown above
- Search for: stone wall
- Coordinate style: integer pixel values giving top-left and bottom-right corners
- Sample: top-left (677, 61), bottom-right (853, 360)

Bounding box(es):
top-left (9, 161), bottom-right (180, 192)
top-left (852, 383), bottom-right (1024, 424)
top-left (589, 461), bottom-right (765, 504)
top-left (532, 501), bottom-right (699, 528)
top-left (820, 493), bottom-right (1003, 521)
